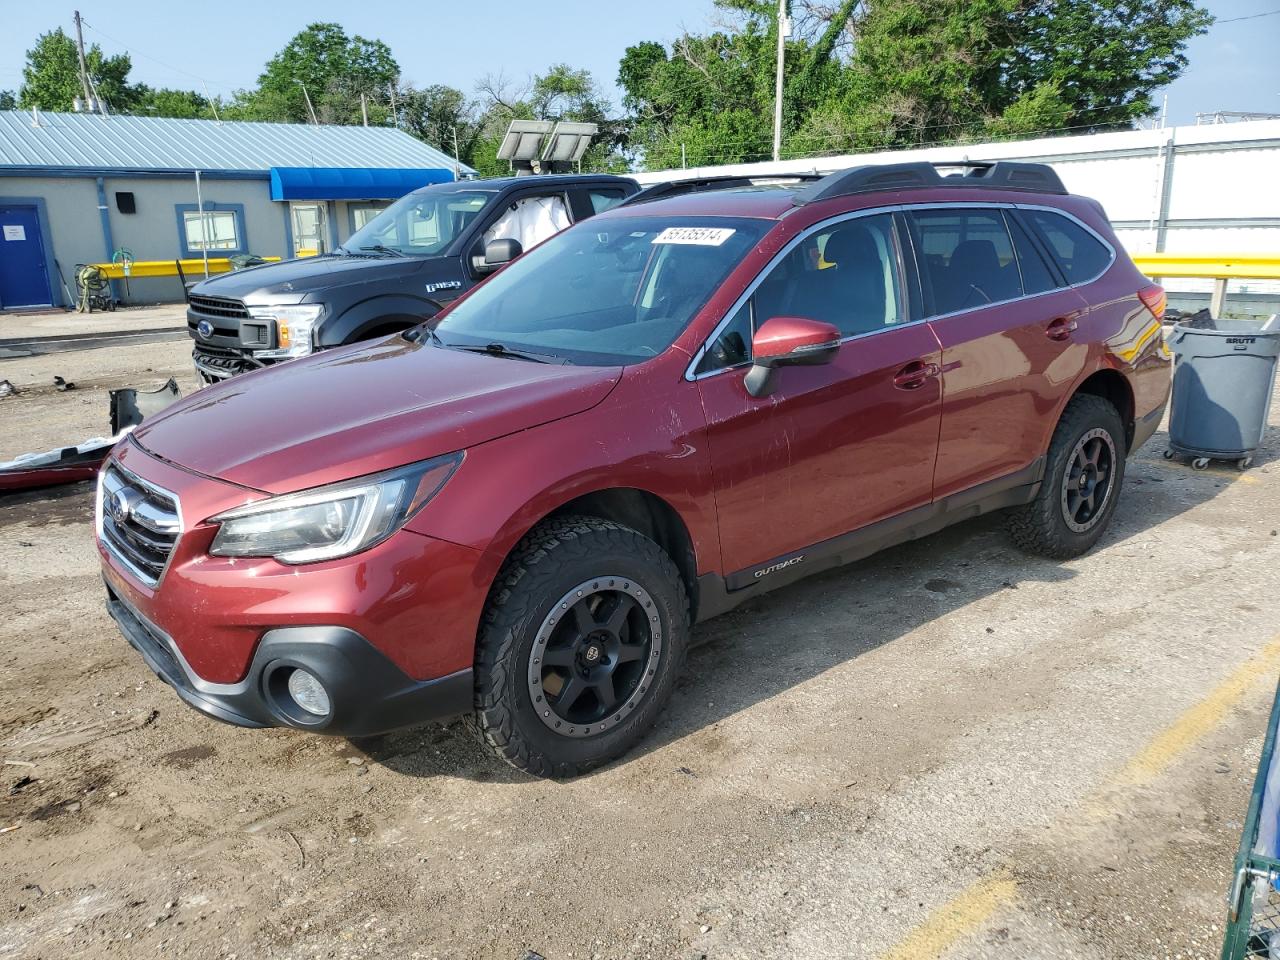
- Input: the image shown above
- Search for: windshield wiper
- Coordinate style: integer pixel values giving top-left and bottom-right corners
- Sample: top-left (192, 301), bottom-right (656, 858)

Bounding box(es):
top-left (358, 243), bottom-right (407, 258)
top-left (451, 341), bottom-right (568, 364)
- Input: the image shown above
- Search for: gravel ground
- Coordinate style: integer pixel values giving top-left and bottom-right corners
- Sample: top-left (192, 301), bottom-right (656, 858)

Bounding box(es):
top-left (0, 335), bottom-right (1277, 960)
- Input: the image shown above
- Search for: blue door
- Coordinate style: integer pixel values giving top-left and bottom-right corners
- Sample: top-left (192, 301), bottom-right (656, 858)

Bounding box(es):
top-left (0, 205), bottom-right (52, 308)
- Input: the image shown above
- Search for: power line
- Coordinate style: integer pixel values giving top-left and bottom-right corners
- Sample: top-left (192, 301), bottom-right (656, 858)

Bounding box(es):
top-left (79, 19), bottom-right (242, 94)
top-left (1216, 8), bottom-right (1280, 23)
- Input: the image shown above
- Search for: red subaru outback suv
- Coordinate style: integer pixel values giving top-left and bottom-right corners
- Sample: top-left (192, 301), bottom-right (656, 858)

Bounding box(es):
top-left (97, 161), bottom-right (1170, 777)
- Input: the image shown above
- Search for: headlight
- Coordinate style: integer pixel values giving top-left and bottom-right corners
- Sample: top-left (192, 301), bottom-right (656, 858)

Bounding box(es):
top-left (208, 453), bottom-right (462, 564)
top-left (249, 304), bottom-right (324, 358)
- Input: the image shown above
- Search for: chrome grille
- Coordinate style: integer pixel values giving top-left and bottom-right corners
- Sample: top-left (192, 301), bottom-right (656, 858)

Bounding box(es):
top-left (97, 464), bottom-right (181, 587)
top-left (188, 295), bottom-right (249, 320)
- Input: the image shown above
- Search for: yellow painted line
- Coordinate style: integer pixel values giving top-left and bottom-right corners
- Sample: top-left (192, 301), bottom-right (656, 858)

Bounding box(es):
top-left (878, 873), bottom-right (1017, 960)
top-left (1112, 634), bottom-right (1280, 789)
top-left (880, 636), bottom-right (1280, 959)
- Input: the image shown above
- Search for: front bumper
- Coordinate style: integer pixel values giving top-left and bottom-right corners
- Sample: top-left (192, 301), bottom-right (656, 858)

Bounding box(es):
top-left (107, 582), bottom-right (473, 735)
top-left (191, 343), bottom-right (274, 384)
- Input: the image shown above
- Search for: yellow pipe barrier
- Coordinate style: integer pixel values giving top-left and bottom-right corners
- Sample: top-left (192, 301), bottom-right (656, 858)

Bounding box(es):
top-left (1129, 253), bottom-right (1280, 281)
top-left (85, 257), bottom-right (281, 280)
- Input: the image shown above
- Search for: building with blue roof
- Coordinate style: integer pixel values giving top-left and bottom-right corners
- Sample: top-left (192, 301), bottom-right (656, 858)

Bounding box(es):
top-left (0, 109), bottom-right (475, 308)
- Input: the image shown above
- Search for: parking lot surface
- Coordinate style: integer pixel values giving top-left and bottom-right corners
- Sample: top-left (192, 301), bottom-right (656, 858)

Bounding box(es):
top-left (0, 334), bottom-right (1277, 960)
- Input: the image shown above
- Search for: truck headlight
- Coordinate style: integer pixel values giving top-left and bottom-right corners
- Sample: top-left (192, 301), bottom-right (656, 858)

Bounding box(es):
top-left (208, 453), bottom-right (462, 564)
top-left (249, 304), bottom-right (324, 358)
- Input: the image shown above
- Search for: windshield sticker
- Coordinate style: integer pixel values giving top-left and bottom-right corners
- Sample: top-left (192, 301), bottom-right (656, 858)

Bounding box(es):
top-left (652, 227), bottom-right (736, 246)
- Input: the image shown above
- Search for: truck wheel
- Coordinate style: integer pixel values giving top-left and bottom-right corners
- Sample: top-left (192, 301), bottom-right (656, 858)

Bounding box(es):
top-left (1006, 394), bottom-right (1127, 559)
top-left (471, 516), bottom-right (690, 778)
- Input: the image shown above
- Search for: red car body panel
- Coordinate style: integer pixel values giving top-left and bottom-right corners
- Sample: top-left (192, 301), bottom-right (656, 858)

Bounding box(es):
top-left (131, 337), bottom-right (622, 494)
top-left (96, 171), bottom-right (1171, 737)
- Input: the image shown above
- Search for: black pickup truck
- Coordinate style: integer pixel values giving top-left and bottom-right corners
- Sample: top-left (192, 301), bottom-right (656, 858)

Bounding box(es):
top-left (186, 173), bottom-right (638, 382)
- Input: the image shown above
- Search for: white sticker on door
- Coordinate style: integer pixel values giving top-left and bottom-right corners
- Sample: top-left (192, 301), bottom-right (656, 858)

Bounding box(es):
top-left (2, 225), bottom-right (26, 242)
top-left (651, 227), bottom-right (735, 246)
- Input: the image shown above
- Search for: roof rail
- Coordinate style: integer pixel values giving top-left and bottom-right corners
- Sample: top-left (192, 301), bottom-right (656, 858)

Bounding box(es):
top-left (621, 172), bottom-right (825, 206)
top-left (796, 160), bottom-right (1067, 205)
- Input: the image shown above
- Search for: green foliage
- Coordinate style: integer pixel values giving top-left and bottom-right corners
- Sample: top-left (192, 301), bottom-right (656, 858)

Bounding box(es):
top-left (18, 28), bottom-right (133, 111)
top-left (229, 23), bottom-right (399, 125)
top-left (0, 91), bottom-right (16, 111)
top-left (130, 85), bottom-right (212, 120)
top-left (619, 0), bottom-right (1211, 168)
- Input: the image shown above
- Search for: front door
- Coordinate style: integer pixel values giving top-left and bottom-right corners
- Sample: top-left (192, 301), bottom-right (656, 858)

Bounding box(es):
top-left (0, 205), bottom-right (52, 308)
top-left (694, 212), bottom-right (943, 577)
top-left (290, 202), bottom-right (328, 257)
top-left (907, 206), bottom-right (1089, 499)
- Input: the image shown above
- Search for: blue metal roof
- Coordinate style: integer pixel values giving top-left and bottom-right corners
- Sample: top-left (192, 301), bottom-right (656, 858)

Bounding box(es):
top-left (0, 110), bottom-right (475, 175)
top-left (270, 166), bottom-right (455, 200)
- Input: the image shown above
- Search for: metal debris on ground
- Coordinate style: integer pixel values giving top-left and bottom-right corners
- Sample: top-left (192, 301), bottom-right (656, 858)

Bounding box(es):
top-left (0, 380), bottom-right (15, 398)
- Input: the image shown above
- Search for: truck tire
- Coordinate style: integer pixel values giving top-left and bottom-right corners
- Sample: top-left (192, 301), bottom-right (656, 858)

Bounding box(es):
top-left (1006, 393), bottom-right (1127, 559)
top-left (471, 516), bottom-right (690, 778)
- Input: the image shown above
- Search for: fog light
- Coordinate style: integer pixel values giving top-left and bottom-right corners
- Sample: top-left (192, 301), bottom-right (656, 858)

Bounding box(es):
top-left (286, 668), bottom-right (331, 717)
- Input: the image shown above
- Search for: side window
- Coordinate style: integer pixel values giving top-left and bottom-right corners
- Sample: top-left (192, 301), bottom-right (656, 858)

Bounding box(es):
top-left (587, 189), bottom-right (627, 214)
top-left (694, 213), bottom-right (903, 374)
top-left (1007, 214), bottom-right (1058, 295)
top-left (696, 301), bottom-right (752, 375)
top-left (481, 194), bottom-right (572, 251)
top-left (1024, 210), bottom-right (1112, 283)
top-left (911, 208), bottom-right (1023, 314)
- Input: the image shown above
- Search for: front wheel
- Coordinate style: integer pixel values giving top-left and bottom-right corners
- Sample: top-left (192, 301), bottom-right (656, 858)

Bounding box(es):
top-left (471, 516), bottom-right (690, 778)
top-left (1007, 394), bottom-right (1127, 559)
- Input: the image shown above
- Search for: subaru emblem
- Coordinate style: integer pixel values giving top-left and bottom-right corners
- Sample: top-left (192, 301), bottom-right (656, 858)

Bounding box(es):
top-left (108, 488), bottom-right (133, 526)
top-left (196, 319), bottom-right (214, 339)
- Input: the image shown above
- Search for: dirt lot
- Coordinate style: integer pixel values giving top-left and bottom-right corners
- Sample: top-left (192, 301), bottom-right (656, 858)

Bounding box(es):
top-left (1, 330), bottom-right (1278, 960)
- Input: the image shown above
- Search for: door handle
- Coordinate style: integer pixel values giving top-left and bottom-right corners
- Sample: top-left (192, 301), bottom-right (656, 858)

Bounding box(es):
top-left (1046, 315), bottom-right (1079, 341)
top-left (893, 360), bottom-right (940, 390)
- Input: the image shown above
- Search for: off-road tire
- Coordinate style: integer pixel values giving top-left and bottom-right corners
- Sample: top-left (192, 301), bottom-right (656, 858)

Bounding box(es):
top-left (471, 516), bottom-right (690, 778)
top-left (1006, 394), bottom-right (1127, 559)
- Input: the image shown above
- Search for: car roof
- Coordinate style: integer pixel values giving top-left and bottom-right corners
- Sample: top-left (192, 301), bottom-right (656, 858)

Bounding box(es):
top-left (414, 173), bottom-right (635, 196)
top-left (597, 187), bottom-right (800, 220)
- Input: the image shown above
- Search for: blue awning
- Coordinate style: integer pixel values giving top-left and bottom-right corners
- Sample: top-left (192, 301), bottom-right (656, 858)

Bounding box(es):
top-left (269, 166), bottom-right (454, 201)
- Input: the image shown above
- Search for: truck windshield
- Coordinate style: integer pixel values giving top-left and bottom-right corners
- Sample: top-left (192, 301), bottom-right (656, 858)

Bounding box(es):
top-left (433, 216), bottom-right (768, 365)
top-left (344, 190), bottom-right (492, 257)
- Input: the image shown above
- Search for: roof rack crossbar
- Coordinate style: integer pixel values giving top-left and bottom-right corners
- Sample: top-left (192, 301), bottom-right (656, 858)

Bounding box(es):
top-left (622, 172), bottom-right (826, 206)
top-left (796, 160), bottom-right (1067, 205)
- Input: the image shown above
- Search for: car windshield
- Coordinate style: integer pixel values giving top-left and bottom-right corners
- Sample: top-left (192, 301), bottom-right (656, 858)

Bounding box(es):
top-left (344, 189), bottom-right (492, 257)
top-left (433, 216), bottom-right (768, 365)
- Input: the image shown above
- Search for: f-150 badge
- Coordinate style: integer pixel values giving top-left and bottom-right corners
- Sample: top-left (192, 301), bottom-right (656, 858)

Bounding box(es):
top-left (425, 280), bottom-right (462, 294)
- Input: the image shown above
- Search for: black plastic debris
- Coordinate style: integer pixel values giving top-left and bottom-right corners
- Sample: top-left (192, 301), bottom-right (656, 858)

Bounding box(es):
top-left (53, 375), bottom-right (76, 392)
top-left (109, 378), bottom-right (181, 433)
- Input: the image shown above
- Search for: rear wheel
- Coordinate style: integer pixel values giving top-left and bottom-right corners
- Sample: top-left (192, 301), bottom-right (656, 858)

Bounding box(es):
top-left (1007, 394), bottom-right (1126, 559)
top-left (471, 516), bottom-right (689, 778)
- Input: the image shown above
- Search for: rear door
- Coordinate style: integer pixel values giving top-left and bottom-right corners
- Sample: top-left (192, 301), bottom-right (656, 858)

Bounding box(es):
top-left (694, 211), bottom-right (944, 577)
top-left (906, 204), bottom-right (1089, 500)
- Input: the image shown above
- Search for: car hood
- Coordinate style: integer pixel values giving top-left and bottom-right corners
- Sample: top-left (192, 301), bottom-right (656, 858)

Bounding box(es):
top-left (190, 254), bottom-right (426, 301)
top-left (132, 337), bottom-right (622, 494)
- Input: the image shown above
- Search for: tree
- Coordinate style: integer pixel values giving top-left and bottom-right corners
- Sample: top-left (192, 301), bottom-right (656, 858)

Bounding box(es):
top-left (0, 91), bottom-right (16, 110)
top-left (397, 83), bottom-right (481, 163)
top-left (18, 28), bottom-right (132, 111)
top-left (130, 85), bottom-right (212, 120)
top-left (231, 23), bottom-right (399, 125)
top-left (618, 0), bottom-right (1211, 168)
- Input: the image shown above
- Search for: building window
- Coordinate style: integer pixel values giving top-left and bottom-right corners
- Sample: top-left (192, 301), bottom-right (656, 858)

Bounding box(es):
top-left (175, 203), bottom-right (246, 257)
top-left (349, 202), bottom-right (390, 233)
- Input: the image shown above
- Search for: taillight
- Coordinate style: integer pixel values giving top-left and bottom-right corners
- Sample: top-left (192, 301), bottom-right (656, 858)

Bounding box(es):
top-left (1138, 284), bottom-right (1166, 321)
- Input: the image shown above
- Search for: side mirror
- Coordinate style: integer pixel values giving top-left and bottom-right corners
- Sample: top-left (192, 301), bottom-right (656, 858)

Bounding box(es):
top-left (478, 238), bottom-right (523, 274)
top-left (744, 316), bottom-right (841, 398)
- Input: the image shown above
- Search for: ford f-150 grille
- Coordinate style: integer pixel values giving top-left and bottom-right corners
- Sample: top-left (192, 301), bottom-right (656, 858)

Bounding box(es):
top-left (188, 295), bottom-right (249, 320)
top-left (97, 464), bottom-right (181, 587)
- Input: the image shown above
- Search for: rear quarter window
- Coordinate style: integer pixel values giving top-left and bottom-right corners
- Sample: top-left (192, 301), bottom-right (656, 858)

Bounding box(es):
top-left (1024, 210), bottom-right (1112, 283)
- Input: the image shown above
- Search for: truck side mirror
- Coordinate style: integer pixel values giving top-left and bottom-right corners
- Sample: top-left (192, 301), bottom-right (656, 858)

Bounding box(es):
top-left (477, 238), bottom-right (523, 274)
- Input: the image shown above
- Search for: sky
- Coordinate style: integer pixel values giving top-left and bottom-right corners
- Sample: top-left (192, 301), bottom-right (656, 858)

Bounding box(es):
top-left (0, 0), bottom-right (1276, 128)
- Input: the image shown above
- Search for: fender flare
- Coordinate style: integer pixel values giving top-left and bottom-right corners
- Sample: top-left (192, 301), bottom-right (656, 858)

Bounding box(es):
top-left (319, 295), bottom-right (445, 347)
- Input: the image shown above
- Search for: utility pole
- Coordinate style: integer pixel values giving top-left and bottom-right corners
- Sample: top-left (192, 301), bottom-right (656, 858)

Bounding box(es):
top-left (360, 93), bottom-right (369, 127)
top-left (389, 81), bottom-right (399, 127)
top-left (73, 11), bottom-right (94, 111)
top-left (452, 126), bottom-right (462, 178)
top-left (296, 81), bottom-right (318, 124)
top-left (772, 0), bottom-right (789, 162)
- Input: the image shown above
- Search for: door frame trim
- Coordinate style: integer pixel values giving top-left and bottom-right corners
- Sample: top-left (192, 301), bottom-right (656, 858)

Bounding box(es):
top-left (0, 196), bottom-right (59, 309)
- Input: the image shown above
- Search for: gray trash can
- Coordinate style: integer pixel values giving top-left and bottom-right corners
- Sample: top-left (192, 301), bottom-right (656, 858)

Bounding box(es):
top-left (1165, 316), bottom-right (1280, 470)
